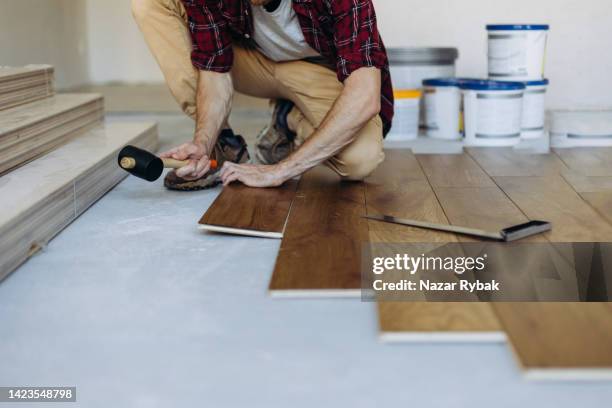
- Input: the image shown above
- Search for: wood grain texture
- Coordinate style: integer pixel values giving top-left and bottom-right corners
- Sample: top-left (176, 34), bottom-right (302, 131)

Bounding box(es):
top-left (370, 150), bottom-right (502, 341)
top-left (467, 147), bottom-right (569, 177)
top-left (416, 153), bottom-right (496, 187)
top-left (199, 180), bottom-right (298, 238)
top-left (467, 149), bottom-right (612, 379)
top-left (494, 176), bottom-right (612, 242)
top-left (269, 166), bottom-right (368, 296)
top-left (555, 147), bottom-right (612, 176)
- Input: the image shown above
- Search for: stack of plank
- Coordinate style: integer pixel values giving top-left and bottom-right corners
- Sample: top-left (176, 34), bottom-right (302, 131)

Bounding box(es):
top-left (201, 146), bottom-right (612, 380)
top-left (0, 65), bottom-right (159, 280)
top-left (0, 65), bottom-right (54, 111)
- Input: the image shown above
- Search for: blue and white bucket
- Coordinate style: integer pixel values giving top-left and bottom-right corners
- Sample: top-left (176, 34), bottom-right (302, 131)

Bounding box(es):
top-left (422, 78), bottom-right (463, 140)
top-left (461, 79), bottom-right (526, 147)
top-left (521, 79), bottom-right (549, 139)
top-left (487, 24), bottom-right (549, 81)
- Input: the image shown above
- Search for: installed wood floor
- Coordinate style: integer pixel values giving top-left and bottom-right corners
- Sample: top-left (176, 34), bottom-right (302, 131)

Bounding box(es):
top-left (370, 150), bottom-right (503, 342)
top-left (268, 166), bottom-right (368, 296)
top-left (199, 180), bottom-right (298, 239)
top-left (465, 147), bottom-right (612, 380)
top-left (216, 145), bottom-right (612, 378)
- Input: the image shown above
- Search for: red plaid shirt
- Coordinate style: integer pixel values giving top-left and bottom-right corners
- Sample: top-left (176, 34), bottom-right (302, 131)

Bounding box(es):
top-left (181, 0), bottom-right (394, 135)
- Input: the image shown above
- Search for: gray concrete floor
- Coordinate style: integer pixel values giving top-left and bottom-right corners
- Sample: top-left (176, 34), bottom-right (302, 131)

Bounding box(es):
top-left (1, 111), bottom-right (611, 407)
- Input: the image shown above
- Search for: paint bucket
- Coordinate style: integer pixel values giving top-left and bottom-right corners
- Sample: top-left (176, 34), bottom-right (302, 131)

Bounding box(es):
top-left (550, 110), bottom-right (612, 147)
top-left (487, 25), bottom-right (549, 81)
top-left (461, 79), bottom-right (525, 147)
top-left (521, 79), bottom-right (549, 140)
top-left (388, 48), bottom-right (459, 90)
top-left (386, 90), bottom-right (422, 142)
top-left (422, 78), bottom-right (463, 140)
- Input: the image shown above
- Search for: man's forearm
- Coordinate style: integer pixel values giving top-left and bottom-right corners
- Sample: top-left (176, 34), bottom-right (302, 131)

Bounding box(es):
top-left (278, 67), bottom-right (382, 178)
top-left (194, 70), bottom-right (234, 154)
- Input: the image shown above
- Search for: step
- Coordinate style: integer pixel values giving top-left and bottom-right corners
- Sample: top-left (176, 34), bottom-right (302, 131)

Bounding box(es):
top-left (0, 121), bottom-right (159, 281)
top-left (0, 93), bottom-right (104, 175)
top-left (0, 65), bottom-right (54, 111)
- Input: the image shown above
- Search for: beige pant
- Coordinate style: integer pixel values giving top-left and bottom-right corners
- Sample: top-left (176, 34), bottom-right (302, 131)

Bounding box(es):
top-left (131, 0), bottom-right (384, 180)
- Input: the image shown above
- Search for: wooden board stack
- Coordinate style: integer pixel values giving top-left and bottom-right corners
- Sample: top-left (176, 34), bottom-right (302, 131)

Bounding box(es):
top-left (0, 93), bottom-right (104, 175)
top-left (0, 65), bottom-right (54, 111)
top-left (0, 122), bottom-right (158, 281)
top-left (0, 64), bottom-right (160, 280)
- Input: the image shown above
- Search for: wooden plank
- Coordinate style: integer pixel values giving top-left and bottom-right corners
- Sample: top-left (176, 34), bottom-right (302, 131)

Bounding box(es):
top-left (0, 122), bottom-right (158, 281)
top-left (268, 166), bottom-right (368, 297)
top-left (416, 153), bottom-right (496, 187)
top-left (198, 180), bottom-right (298, 239)
top-left (370, 150), bottom-right (503, 342)
top-left (0, 94), bottom-right (105, 175)
top-left (465, 150), bottom-right (612, 379)
top-left (494, 176), bottom-right (612, 242)
top-left (467, 147), bottom-right (569, 177)
top-left (555, 147), bottom-right (612, 176)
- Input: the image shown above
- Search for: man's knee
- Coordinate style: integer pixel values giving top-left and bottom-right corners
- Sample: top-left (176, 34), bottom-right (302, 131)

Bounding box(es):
top-left (339, 147), bottom-right (385, 181)
top-left (334, 118), bottom-right (385, 181)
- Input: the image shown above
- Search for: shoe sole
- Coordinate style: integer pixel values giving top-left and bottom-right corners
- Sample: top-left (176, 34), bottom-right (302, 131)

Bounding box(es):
top-left (164, 174), bottom-right (222, 192)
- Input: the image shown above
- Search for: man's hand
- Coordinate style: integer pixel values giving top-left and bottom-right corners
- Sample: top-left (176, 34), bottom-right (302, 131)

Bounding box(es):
top-left (159, 141), bottom-right (213, 180)
top-left (220, 162), bottom-right (289, 188)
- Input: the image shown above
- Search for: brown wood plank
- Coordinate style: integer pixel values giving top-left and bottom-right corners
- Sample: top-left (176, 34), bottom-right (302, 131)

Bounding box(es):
top-left (416, 153), bottom-right (496, 187)
top-left (479, 164), bottom-right (612, 378)
top-left (370, 150), bottom-right (503, 342)
top-left (268, 166), bottom-right (368, 296)
top-left (467, 147), bottom-right (569, 177)
top-left (494, 176), bottom-right (612, 242)
top-left (199, 180), bottom-right (298, 239)
top-left (555, 147), bottom-right (612, 176)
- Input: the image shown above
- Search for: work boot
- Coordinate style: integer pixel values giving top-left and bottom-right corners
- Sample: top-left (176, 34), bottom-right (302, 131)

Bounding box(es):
top-left (164, 129), bottom-right (250, 191)
top-left (254, 99), bottom-right (296, 165)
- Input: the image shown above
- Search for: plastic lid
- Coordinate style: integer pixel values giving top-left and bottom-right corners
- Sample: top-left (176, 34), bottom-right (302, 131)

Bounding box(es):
top-left (523, 79), bottom-right (550, 86)
top-left (387, 47), bottom-right (459, 64)
top-left (487, 24), bottom-right (550, 31)
top-left (459, 79), bottom-right (526, 91)
top-left (423, 78), bottom-right (462, 87)
top-left (393, 90), bottom-right (422, 99)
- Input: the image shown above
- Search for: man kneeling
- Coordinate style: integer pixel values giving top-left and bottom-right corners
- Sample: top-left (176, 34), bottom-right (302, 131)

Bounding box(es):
top-left (132, 0), bottom-right (394, 189)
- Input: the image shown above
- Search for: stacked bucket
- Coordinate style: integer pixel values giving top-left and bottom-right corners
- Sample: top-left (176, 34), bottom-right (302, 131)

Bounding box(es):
top-left (424, 25), bottom-right (550, 146)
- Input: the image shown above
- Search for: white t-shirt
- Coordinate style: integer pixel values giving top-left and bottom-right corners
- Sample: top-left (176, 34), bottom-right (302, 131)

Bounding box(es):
top-left (251, 0), bottom-right (320, 62)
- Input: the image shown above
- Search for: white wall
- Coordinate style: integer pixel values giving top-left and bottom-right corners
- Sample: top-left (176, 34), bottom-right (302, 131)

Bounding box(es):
top-left (85, 0), bottom-right (163, 83)
top-left (373, 0), bottom-right (612, 109)
top-left (0, 0), bottom-right (90, 89)
top-left (82, 0), bottom-right (612, 109)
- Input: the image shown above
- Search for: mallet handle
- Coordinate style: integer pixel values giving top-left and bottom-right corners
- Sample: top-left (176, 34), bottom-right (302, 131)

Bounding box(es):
top-left (162, 158), bottom-right (218, 170)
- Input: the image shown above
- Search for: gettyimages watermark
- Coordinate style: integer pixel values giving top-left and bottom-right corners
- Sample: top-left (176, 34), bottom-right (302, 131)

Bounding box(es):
top-left (0, 387), bottom-right (76, 403)
top-left (361, 242), bottom-right (612, 302)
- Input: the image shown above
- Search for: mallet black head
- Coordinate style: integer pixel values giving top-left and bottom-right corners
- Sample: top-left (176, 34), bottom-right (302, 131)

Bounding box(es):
top-left (118, 145), bottom-right (164, 182)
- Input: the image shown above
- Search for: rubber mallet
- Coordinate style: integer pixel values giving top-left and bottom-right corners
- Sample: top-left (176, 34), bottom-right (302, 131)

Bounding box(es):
top-left (118, 145), bottom-right (218, 182)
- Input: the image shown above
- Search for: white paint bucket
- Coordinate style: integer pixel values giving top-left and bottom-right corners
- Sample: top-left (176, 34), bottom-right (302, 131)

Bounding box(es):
top-left (521, 79), bottom-right (549, 140)
top-left (487, 24), bottom-right (549, 81)
top-left (550, 110), bottom-right (612, 147)
top-left (422, 78), bottom-right (463, 140)
top-left (387, 90), bottom-right (422, 142)
top-left (461, 79), bottom-right (525, 147)
top-left (388, 48), bottom-right (459, 90)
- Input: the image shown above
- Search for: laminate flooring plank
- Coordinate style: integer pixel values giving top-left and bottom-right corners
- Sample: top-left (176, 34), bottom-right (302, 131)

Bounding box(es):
top-left (494, 176), bottom-right (612, 242)
top-left (268, 166), bottom-right (368, 297)
top-left (0, 122), bottom-right (158, 281)
top-left (490, 174), bottom-right (612, 379)
top-left (467, 147), bottom-right (569, 177)
top-left (416, 153), bottom-right (496, 187)
top-left (198, 180), bottom-right (298, 239)
top-left (370, 150), bottom-right (503, 342)
top-left (554, 147), bottom-right (612, 176)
